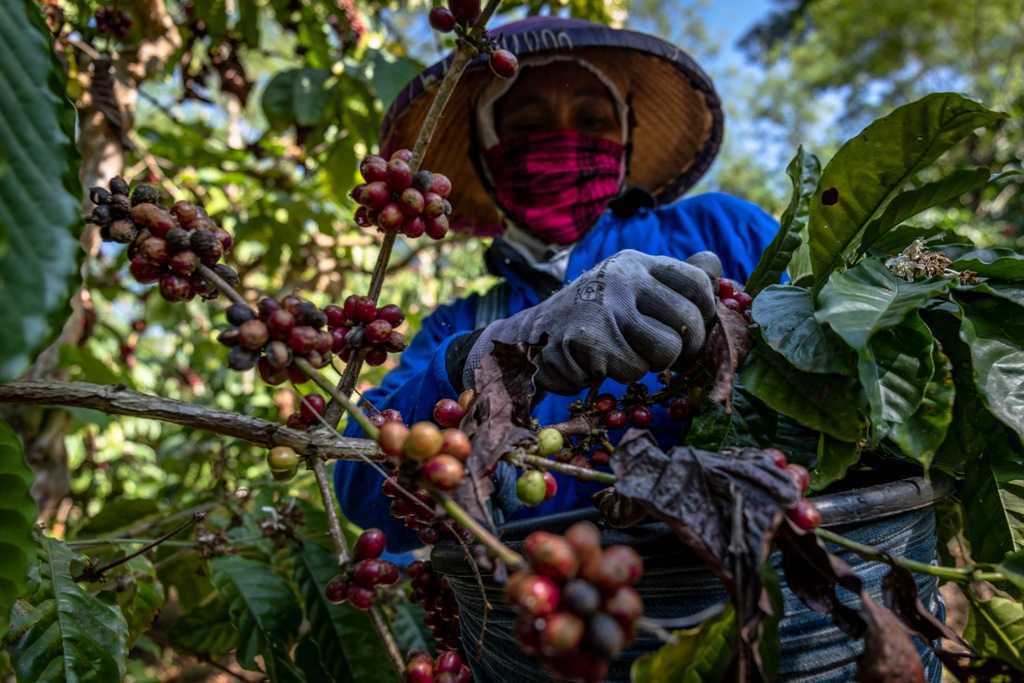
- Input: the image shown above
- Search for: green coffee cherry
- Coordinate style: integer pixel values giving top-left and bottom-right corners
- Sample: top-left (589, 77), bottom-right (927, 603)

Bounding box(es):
top-left (516, 470), bottom-right (547, 506)
top-left (537, 428), bottom-right (564, 457)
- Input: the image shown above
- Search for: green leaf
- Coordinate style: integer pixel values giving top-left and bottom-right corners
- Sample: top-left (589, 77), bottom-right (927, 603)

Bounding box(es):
top-left (751, 285), bottom-right (853, 374)
top-left (808, 93), bottom-right (1006, 282)
top-left (815, 259), bottom-right (951, 350)
top-left (746, 146), bottom-right (820, 296)
top-left (997, 551), bottom-right (1024, 597)
top-left (368, 51), bottom-right (425, 110)
top-left (957, 282), bottom-right (1024, 308)
top-left (889, 343), bottom-right (955, 469)
top-left (857, 312), bottom-right (935, 438)
top-left (865, 225), bottom-right (964, 256)
top-left (261, 68), bottom-right (332, 130)
top-left (391, 602), bottom-right (432, 659)
top-left (740, 346), bottom-right (866, 442)
top-left (631, 605), bottom-right (736, 682)
top-left (858, 167), bottom-right (994, 255)
top-left (811, 433), bottom-right (862, 492)
top-left (169, 596), bottom-right (239, 655)
top-left (965, 594), bottom-right (1024, 670)
top-left (962, 447), bottom-right (1024, 563)
top-left (0, 2), bottom-right (82, 381)
top-left (75, 498), bottom-right (160, 537)
top-left (292, 540), bottom-right (397, 683)
top-left (237, 0), bottom-right (261, 46)
top-left (952, 248), bottom-right (1024, 280)
top-left (11, 538), bottom-right (128, 683)
top-left (0, 422), bottom-right (35, 638)
top-left (111, 556), bottom-right (165, 648)
top-left (156, 549), bottom-right (214, 612)
top-left (210, 555), bottom-right (306, 682)
top-left (957, 294), bottom-right (1024, 443)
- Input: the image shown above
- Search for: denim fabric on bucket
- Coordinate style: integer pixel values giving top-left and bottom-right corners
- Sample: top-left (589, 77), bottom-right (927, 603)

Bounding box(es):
top-left (434, 507), bottom-right (944, 682)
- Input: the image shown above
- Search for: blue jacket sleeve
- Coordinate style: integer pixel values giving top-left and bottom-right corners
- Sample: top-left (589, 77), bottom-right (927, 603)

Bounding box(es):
top-left (333, 299), bottom-right (476, 552)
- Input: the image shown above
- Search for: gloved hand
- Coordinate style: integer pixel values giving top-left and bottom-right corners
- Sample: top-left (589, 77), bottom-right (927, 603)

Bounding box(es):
top-left (462, 249), bottom-right (721, 395)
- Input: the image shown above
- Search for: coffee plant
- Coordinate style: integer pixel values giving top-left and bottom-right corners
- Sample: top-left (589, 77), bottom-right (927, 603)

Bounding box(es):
top-left (1, 1), bottom-right (1024, 682)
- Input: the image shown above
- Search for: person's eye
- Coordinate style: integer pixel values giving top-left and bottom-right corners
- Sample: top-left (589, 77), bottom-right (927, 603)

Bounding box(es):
top-left (578, 112), bottom-right (615, 131)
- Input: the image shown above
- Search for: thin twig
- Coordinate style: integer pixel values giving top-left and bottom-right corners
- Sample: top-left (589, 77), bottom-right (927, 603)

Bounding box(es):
top-left (197, 263), bottom-right (251, 308)
top-left (513, 452), bottom-right (617, 485)
top-left (436, 492), bottom-right (524, 569)
top-left (295, 358), bottom-right (379, 439)
top-left (74, 512), bottom-right (205, 582)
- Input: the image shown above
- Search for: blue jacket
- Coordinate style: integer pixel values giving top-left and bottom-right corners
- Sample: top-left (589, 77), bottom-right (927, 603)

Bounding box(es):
top-left (335, 192), bottom-right (779, 552)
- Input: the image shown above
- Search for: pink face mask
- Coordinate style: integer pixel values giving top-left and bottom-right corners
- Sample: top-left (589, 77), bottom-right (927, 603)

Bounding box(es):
top-left (483, 130), bottom-right (626, 245)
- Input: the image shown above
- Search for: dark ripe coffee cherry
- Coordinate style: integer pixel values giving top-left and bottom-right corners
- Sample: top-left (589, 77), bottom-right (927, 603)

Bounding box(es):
top-left (440, 428), bottom-right (471, 461)
top-left (345, 326), bottom-right (365, 350)
top-left (403, 216), bottom-right (426, 238)
top-left (140, 236), bottom-right (170, 264)
top-left (405, 656), bottom-right (433, 683)
top-left (604, 409), bottom-right (626, 429)
top-left (722, 297), bottom-right (742, 312)
top-left (224, 303), bottom-right (255, 327)
top-left (407, 560), bottom-right (429, 580)
top-left (399, 187), bottom-right (425, 216)
top-left (228, 346), bottom-right (258, 371)
top-left (353, 528), bottom-right (387, 561)
top-left (361, 181), bottom-right (391, 210)
top-left (353, 559), bottom-right (384, 588)
top-left (489, 49), bottom-right (519, 79)
top-left (342, 294), bottom-right (360, 323)
top-left (109, 219), bottom-right (137, 243)
top-left (238, 320), bottom-right (270, 351)
top-left (165, 227), bottom-right (191, 252)
top-left (349, 183), bottom-right (367, 203)
top-left (355, 205), bottom-right (374, 228)
top-left (390, 149), bottom-right (414, 163)
top-left (591, 449), bottom-right (610, 466)
top-left (428, 6), bottom-right (456, 31)
top-left (190, 229), bottom-right (224, 265)
top-left (524, 531), bottom-right (579, 582)
top-left (159, 273), bottom-right (192, 302)
top-left (378, 560), bottom-right (400, 585)
top-left (212, 228), bottom-right (233, 252)
top-left (130, 203), bottom-right (172, 237)
top-left (604, 585), bottom-right (643, 626)
top-left (325, 576), bottom-right (348, 604)
top-left (718, 278), bottom-right (735, 299)
top-left (386, 330), bottom-right (407, 352)
top-left (514, 574), bottom-right (560, 616)
top-left (432, 398), bottom-right (465, 428)
top-left (314, 330), bottom-right (333, 355)
top-left (294, 302), bottom-right (326, 329)
top-left (169, 249), bottom-right (200, 276)
top-left (376, 304), bottom-right (405, 328)
top-left (541, 611), bottom-right (585, 655)
top-left (170, 201), bottom-right (200, 228)
top-left (330, 327), bottom-right (349, 353)
top-left (386, 159), bottom-right (413, 191)
top-left (366, 347), bottom-right (388, 366)
top-left (377, 203), bottom-right (406, 232)
top-left (213, 264), bottom-right (240, 288)
top-left (281, 295), bottom-right (304, 316)
top-left (448, 0), bottom-right (480, 24)
top-left (788, 498), bottom-right (822, 530)
top-left (423, 192), bottom-right (445, 218)
top-left (346, 585), bottom-right (376, 611)
top-left (109, 176), bottom-right (130, 196)
top-left (258, 357), bottom-right (288, 385)
top-left (109, 193), bottom-right (132, 217)
top-left (423, 454), bottom-right (464, 490)
top-left (267, 309), bottom-right (296, 341)
top-left (299, 393), bottom-right (326, 423)
top-left (323, 304), bottom-right (346, 328)
top-left (418, 526), bottom-right (440, 545)
top-left (352, 296), bottom-right (378, 324)
top-left (668, 397), bottom-right (693, 421)
top-left (629, 405), bottom-right (652, 427)
top-left (435, 651), bottom-right (463, 675)
top-left (544, 471), bottom-right (557, 499)
top-left (429, 173), bottom-right (452, 198)
top-left (359, 155), bottom-right (389, 183)
top-left (365, 318), bottom-right (393, 345)
top-left (586, 613), bottom-right (626, 658)
top-left (514, 615), bottom-right (543, 655)
top-left (517, 470), bottom-right (547, 506)
top-left (287, 364), bottom-right (309, 385)
top-left (377, 408), bottom-right (403, 425)
top-left (90, 186), bottom-right (111, 206)
top-left (412, 170), bottom-right (434, 194)
top-left (425, 215), bottom-right (449, 240)
top-left (264, 340), bottom-right (293, 370)
top-left (288, 325), bottom-right (318, 355)
top-left (767, 448), bottom-right (788, 469)
top-left (378, 421), bottom-right (410, 458)
top-left (190, 273), bottom-right (218, 299)
top-left (593, 393), bottom-right (616, 413)
top-left (258, 296), bottom-right (280, 321)
top-left (561, 579), bottom-right (601, 617)
top-left (785, 463), bottom-right (810, 493)
top-left (130, 184), bottom-right (160, 207)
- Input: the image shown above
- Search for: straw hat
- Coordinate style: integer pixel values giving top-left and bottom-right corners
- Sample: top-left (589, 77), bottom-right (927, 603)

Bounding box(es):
top-left (380, 16), bottom-right (723, 234)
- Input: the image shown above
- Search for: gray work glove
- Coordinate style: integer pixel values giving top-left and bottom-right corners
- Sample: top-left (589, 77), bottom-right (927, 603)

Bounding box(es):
top-left (463, 249), bottom-right (721, 395)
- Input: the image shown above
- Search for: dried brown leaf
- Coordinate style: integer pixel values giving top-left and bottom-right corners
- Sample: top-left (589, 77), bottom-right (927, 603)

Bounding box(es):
top-left (702, 303), bottom-right (752, 412)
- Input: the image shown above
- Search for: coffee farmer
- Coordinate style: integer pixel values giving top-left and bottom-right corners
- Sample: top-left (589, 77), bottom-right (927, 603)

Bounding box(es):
top-left (336, 17), bottom-right (779, 551)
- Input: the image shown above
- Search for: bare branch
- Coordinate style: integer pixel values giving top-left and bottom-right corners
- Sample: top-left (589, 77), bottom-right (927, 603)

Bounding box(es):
top-left (0, 380), bottom-right (381, 462)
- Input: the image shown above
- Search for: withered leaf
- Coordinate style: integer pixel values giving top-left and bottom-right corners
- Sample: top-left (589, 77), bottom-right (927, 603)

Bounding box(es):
top-left (882, 566), bottom-right (967, 648)
top-left (611, 430), bottom-right (799, 676)
top-left (458, 340), bottom-right (542, 528)
top-left (702, 303), bottom-right (752, 412)
top-left (859, 595), bottom-right (926, 683)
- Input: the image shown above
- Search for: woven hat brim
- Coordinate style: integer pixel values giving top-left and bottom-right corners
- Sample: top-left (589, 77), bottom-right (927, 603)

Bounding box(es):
top-left (381, 23), bottom-right (723, 233)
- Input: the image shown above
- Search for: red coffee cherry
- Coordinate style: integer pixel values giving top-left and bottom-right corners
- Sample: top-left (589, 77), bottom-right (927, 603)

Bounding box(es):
top-left (365, 319), bottom-right (393, 344)
top-left (424, 215), bottom-right (449, 240)
top-left (788, 498), bottom-right (822, 530)
top-left (440, 428), bottom-right (471, 461)
top-left (734, 291), bottom-right (753, 310)
top-left (541, 611), bottom-right (584, 655)
top-left (564, 521), bottom-right (602, 560)
top-left (299, 393), bottom-right (326, 423)
top-left (718, 278), bottom-right (736, 299)
top-left (159, 274), bottom-right (192, 301)
top-left (359, 155), bottom-right (389, 183)
top-left (325, 576), bottom-right (348, 604)
top-left (604, 410), bottom-right (627, 429)
top-left (377, 304), bottom-right (405, 327)
top-left (524, 531), bottom-right (579, 582)
top-left (378, 422), bottom-right (410, 458)
top-left (355, 528), bottom-right (387, 560)
top-left (428, 173), bottom-right (452, 198)
top-left (377, 203), bottom-right (406, 232)
top-left (767, 448), bottom-right (788, 469)
top-left (432, 398), bottom-right (465, 428)
top-left (543, 471), bottom-right (557, 499)
top-left (629, 405), bottom-right (652, 427)
top-left (423, 454), bottom-right (464, 490)
top-left (593, 393), bottom-right (616, 413)
top-left (403, 216), bottom-right (426, 238)
top-left (722, 297), bottom-right (743, 311)
top-left (365, 348), bottom-right (388, 366)
top-left (386, 159), bottom-right (413, 191)
top-left (514, 574), bottom-right (561, 616)
top-left (785, 463), bottom-right (811, 493)
top-left (404, 422), bottom-right (444, 461)
top-left (429, 6), bottom-right (456, 31)
top-left (604, 585), bottom-right (643, 626)
top-left (489, 49), bottom-right (519, 78)
top-left (129, 257), bottom-right (162, 284)
top-left (346, 585), bottom-right (376, 610)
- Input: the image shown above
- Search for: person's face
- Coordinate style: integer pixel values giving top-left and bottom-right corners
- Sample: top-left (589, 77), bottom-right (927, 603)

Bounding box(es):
top-left (494, 62), bottom-right (622, 144)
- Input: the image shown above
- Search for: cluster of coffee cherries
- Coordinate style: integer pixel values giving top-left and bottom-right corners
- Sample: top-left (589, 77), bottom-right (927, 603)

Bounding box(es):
top-left (507, 522), bottom-right (643, 682)
top-left (515, 428), bottom-right (562, 506)
top-left (407, 560), bottom-right (462, 652)
top-left (327, 295), bottom-right (407, 366)
top-left (718, 277), bottom-right (753, 316)
top-left (427, 0), bottom-right (519, 79)
top-left (769, 449), bottom-right (821, 530)
top-left (324, 529), bottom-right (400, 610)
top-left (376, 396), bottom-right (472, 493)
top-left (87, 178), bottom-right (237, 302)
top-left (405, 650), bottom-right (470, 683)
top-left (94, 7), bottom-right (133, 38)
top-left (351, 150), bottom-right (454, 240)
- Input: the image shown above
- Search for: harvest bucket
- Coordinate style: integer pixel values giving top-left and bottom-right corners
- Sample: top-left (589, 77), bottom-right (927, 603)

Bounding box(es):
top-left (431, 474), bottom-right (952, 682)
